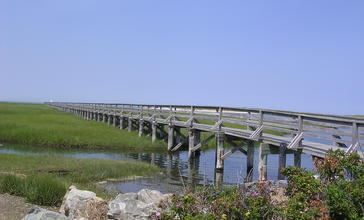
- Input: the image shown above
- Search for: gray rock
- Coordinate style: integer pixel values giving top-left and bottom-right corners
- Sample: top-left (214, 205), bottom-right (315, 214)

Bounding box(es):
top-left (22, 206), bottom-right (69, 220)
top-left (60, 185), bottom-right (108, 220)
top-left (108, 189), bottom-right (168, 220)
top-left (137, 189), bottom-right (165, 204)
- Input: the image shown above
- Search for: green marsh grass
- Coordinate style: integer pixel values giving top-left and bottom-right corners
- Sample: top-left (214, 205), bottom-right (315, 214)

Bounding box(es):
top-left (0, 103), bottom-right (164, 150)
top-left (0, 153), bottom-right (160, 205)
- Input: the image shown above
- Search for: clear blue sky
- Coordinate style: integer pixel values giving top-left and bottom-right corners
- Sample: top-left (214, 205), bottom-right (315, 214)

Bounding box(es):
top-left (1, 1), bottom-right (363, 115)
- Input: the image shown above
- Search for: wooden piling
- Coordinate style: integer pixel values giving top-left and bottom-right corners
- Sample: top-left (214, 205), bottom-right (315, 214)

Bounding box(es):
top-left (258, 143), bottom-right (268, 181)
top-left (128, 118), bottom-right (132, 132)
top-left (152, 122), bottom-right (157, 142)
top-left (215, 132), bottom-right (224, 171)
top-left (108, 115), bottom-right (112, 125)
top-left (188, 129), bottom-right (195, 159)
top-left (278, 143), bottom-right (287, 180)
top-left (246, 141), bottom-right (255, 182)
top-left (294, 149), bottom-right (302, 168)
top-left (167, 126), bottom-right (174, 151)
top-left (139, 120), bottom-right (144, 137)
top-left (119, 117), bottom-right (124, 129)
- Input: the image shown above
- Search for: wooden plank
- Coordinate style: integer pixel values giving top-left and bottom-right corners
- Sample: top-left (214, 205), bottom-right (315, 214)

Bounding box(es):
top-left (287, 132), bottom-right (304, 149)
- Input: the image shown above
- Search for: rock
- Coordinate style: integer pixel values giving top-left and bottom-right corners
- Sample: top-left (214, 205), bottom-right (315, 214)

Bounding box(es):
top-left (22, 206), bottom-right (69, 220)
top-left (137, 189), bottom-right (165, 204)
top-left (60, 185), bottom-right (108, 220)
top-left (108, 189), bottom-right (169, 220)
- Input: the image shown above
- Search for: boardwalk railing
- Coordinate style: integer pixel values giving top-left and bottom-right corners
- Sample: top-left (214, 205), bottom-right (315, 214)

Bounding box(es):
top-left (46, 102), bottom-right (364, 182)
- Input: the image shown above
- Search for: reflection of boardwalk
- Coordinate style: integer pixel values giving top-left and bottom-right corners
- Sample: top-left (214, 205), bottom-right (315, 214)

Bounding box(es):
top-left (47, 102), bottom-right (364, 184)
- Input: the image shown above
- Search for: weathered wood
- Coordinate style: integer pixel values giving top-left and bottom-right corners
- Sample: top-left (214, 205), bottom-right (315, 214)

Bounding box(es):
top-left (294, 149), bottom-right (302, 168)
top-left (215, 133), bottom-right (224, 171)
top-left (119, 117), bottom-right (124, 129)
top-left (246, 141), bottom-right (254, 182)
top-left (152, 122), bottom-right (157, 142)
top-left (139, 120), bottom-right (144, 137)
top-left (128, 118), bottom-right (132, 132)
top-left (278, 143), bottom-right (287, 180)
top-left (167, 126), bottom-right (174, 151)
top-left (258, 143), bottom-right (268, 181)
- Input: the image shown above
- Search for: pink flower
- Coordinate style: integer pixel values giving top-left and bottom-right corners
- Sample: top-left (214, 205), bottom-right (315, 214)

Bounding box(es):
top-left (176, 203), bottom-right (182, 207)
top-left (251, 193), bottom-right (259, 197)
top-left (155, 212), bottom-right (161, 217)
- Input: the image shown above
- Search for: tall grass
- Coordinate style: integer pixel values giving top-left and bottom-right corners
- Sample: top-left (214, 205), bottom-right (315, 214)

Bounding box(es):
top-left (0, 103), bottom-right (164, 150)
top-left (0, 153), bottom-right (160, 206)
top-left (0, 174), bottom-right (66, 206)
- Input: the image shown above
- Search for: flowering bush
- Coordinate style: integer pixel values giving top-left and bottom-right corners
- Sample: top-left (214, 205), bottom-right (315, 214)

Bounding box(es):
top-left (154, 150), bottom-right (364, 219)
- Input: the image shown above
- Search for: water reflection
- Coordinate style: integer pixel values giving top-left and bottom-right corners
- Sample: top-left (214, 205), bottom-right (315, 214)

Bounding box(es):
top-left (0, 144), bottom-right (315, 193)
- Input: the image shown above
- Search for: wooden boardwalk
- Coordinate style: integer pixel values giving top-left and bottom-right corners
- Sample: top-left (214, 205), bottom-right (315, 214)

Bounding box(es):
top-left (46, 102), bottom-right (364, 182)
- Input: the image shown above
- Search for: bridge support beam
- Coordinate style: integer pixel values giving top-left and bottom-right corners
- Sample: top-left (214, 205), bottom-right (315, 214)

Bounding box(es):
top-left (108, 115), bottom-right (112, 126)
top-left (246, 141), bottom-right (255, 182)
top-left (128, 118), bottom-right (132, 132)
top-left (294, 149), bottom-right (302, 168)
top-left (139, 120), bottom-right (144, 137)
top-left (215, 132), bottom-right (224, 172)
top-left (152, 122), bottom-right (157, 142)
top-left (167, 126), bottom-right (174, 151)
top-left (119, 117), bottom-right (124, 129)
top-left (259, 143), bottom-right (268, 181)
top-left (278, 143), bottom-right (287, 180)
top-left (113, 116), bottom-right (118, 127)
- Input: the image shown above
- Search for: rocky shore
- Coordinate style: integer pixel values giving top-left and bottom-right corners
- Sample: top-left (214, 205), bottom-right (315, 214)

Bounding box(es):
top-left (22, 185), bottom-right (171, 220)
top-left (21, 181), bottom-right (287, 220)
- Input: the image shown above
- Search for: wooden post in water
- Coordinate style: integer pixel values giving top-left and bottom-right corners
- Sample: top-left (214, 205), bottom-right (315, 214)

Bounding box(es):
top-left (188, 129), bottom-right (195, 159)
top-left (258, 143), bottom-right (268, 181)
top-left (294, 115), bottom-right (303, 168)
top-left (139, 120), bottom-right (144, 137)
top-left (214, 169), bottom-right (223, 186)
top-left (152, 122), bottom-right (157, 142)
top-left (113, 115), bottom-right (117, 127)
top-left (246, 141), bottom-right (255, 182)
top-left (108, 115), bottom-right (112, 125)
top-left (294, 149), bottom-right (302, 168)
top-left (167, 126), bottom-right (174, 151)
top-left (195, 131), bottom-right (201, 156)
top-left (215, 132), bottom-right (224, 172)
top-left (128, 118), bottom-right (132, 132)
top-left (119, 115), bottom-right (124, 129)
top-left (278, 143), bottom-right (287, 180)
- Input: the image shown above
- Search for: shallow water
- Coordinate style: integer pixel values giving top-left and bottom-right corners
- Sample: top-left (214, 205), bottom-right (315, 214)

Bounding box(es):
top-left (0, 144), bottom-right (315, 193)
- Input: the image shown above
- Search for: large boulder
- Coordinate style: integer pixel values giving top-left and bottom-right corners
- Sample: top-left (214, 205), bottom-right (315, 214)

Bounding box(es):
top-left (22, 206), bottom-right (69, 220)
top-left (137, 189), bottom-right (166, 204)
top-left (60, 185), bottom-right (108, 220)
top-left (108, 189), bottom-right (170, 220)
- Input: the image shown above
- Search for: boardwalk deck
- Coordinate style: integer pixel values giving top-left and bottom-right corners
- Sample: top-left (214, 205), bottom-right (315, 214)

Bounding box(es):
top-left (46, 102), bottom-right (364, 182)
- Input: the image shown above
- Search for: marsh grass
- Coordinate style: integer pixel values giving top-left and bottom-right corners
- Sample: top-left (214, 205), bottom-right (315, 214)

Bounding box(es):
top-left (0, 153), bottom-right (160, 205)
top-left (0, 103), bottom-right (164, 150)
